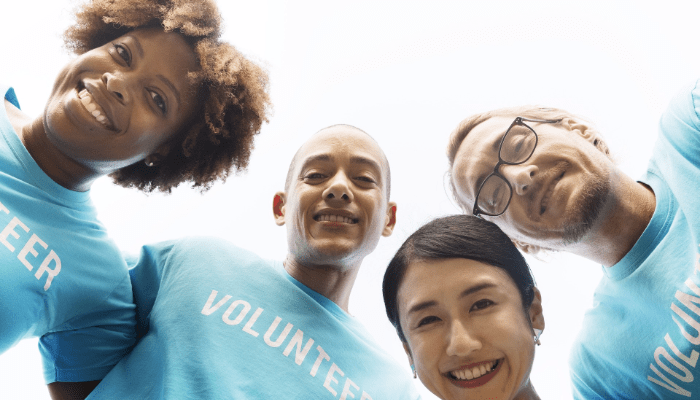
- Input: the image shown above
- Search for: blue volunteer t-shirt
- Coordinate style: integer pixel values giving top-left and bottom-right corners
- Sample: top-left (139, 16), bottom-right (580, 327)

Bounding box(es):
top-left (570, 79), bottom-right (700, 399)
top-left (88, 237), bottom-right (421, 400)
top-left (0, 85), bottom-right (136, 382)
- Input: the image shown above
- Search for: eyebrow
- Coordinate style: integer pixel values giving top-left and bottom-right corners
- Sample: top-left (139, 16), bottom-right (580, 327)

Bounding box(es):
top-left (350, 156), bottom-right (382, 176)
top-left (405, 282), bottom-right (497, 316)
top-left (471, 131), bottom-right (504, 193)
top-left (300, 154), bottom-right (332, 171)
top-left (125, 34), bottom-right (144, 58)
top-left (126, 35), bottom-right (180, 112)
top-left (157, 74), bottom-right (181, 112)
top-left (300, 154), bottom-right (382, 175)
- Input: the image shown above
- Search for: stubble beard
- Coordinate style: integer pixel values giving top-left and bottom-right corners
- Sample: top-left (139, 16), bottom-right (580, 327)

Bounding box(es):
top-left (560, 174), bottom-right (611, 245)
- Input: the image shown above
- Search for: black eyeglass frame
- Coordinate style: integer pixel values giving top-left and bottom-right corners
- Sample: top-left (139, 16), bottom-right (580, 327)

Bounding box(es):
top-left (472, 116), bottom-right (561, 217)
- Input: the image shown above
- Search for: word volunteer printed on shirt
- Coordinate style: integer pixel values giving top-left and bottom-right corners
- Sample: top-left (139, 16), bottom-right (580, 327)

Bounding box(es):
top-left (88, 238), bottom-right (421, 399)
top-left (0, 199), bottom-right (61, 290)
top-left (201, 289), bottom-right (374, 400)
top-left (647, 245), bottom-right (700, 397)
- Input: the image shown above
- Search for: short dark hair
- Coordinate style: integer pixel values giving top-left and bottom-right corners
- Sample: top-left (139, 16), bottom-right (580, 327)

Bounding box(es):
top-left (382, 214), bottom-right (535, 343)
top-left (284, 124), bottom-right (391, 199)
top-left (65, 0), bottom-right (272, 192)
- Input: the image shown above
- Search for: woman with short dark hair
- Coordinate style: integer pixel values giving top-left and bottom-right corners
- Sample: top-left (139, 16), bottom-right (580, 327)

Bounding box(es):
top-left (383, 215), bottom-right (545, 400)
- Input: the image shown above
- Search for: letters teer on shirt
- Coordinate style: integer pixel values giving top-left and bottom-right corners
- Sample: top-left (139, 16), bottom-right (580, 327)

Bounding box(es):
top-left (0, 200), bottom-right (61, 291)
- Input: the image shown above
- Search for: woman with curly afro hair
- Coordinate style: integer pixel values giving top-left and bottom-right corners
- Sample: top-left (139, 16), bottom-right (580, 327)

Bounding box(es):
top-left (0, 0), bottom-right (270, 398)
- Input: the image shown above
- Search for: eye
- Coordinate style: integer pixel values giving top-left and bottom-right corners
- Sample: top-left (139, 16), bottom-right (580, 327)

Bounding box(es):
top-left (149, 90), bottom-right (167, 114)
top-left (417, 315), bottom-right (440, 327)
top-left (355, 176), bottom-right (376, 184)
top-left (470, 299), bottom-right (494, 312)
top-left (488, 186), bottom-right (501, 206)
top-left (513, 138), bottom-right (524, 154)
top-left (113, 43), bottom-right (131, 66)
top-left (303, 172), bottom-right (326, 181)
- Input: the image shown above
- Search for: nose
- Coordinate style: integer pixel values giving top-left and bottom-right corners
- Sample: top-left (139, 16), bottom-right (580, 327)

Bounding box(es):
top-left (322, 173), bottom-right (353, 203)
top-left (499, 163), bottom-right (538, 196)
top-left (445, 320), bottom-right (481, 357)
top-left (102, 72), bottom-right (129, 103)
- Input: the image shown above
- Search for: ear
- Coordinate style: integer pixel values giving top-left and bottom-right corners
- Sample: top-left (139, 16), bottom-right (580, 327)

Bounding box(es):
top-left (273, 192), bottom-right (286, 226)
top-left (529, 287), bottom-right (545, 333)
top-left (144, 154), bottom-right (164, 167)
top-left (511, 238), bottom-right (542, 255)
top-left (402, 341), bottom-right (414, 367)
top-left (382, 202), bottom-right (397, 237)
top-left (562, 118), bottom-right (608, 155)
top-left (144, 141), bottom-right (174, 167)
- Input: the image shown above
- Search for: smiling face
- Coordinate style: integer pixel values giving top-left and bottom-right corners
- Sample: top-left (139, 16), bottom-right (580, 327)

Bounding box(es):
top-left (43, 27), bottom-right (199, 172)
top-left (398, 258), bottom-right (542, 400)
top-left (274, 127), bottom-right (396, 268)
top-left (451, 116), bottom-right (614, 249)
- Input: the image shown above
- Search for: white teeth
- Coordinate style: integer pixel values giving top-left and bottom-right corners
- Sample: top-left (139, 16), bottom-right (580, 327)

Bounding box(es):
top-left (317, 214), bottom-right (355, 224)
top-left (77, 88), bottom-right (110, 127)
top-left (450, 360), bottom-right (498, 381)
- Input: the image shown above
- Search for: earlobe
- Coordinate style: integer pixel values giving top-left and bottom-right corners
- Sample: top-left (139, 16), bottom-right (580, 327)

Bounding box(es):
top-left (145, 141), bottom-right (174, 167)
top-left (273, 192), bottom-right (286, 226)
top-left (402, 342), bottom-right (414, 366)
top-left (144, 154), bottom-right (163, 167)
top-left (382, 202), bottom-right (397, 237)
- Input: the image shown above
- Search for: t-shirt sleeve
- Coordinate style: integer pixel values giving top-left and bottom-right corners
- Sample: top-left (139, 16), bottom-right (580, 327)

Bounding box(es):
top-left (128, 241), bottom-right (177, 339)
top-left (658, 79), bottom-right (700, 159)
top-left (38, 275), bottom-right (136, 383)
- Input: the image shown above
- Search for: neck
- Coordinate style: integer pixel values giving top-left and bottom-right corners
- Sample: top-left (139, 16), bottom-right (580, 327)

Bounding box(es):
top-left (514, 380), bottom-right (540, 400)
top-left (20, 116), bottom-right (98, 192)
top-left (283, 255), bottom-right (361, 312)
top-left (564, 173), bottom-right (655, 267)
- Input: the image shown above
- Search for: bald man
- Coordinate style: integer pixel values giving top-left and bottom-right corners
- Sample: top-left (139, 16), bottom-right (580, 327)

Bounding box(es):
top-left (88, 125), bottom-right (420, 400)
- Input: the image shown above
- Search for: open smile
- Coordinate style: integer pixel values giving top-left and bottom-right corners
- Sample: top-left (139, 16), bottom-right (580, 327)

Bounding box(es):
top-left (76, 83), bottom-right (117, 131)
top-left (314, 214), bottom-right (359, 224)
top-left (447, 359), bottom-right (502, 389)
top-left (539, 170), bottom-right (565, 215)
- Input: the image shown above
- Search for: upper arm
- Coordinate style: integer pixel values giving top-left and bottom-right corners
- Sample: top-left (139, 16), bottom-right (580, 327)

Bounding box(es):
top-left (47, 381), bottom-right (100, 400)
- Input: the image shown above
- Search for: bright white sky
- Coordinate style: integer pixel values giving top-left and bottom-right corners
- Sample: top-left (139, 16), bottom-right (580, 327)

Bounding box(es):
top-left (2, 1), bottom-right (699, 399)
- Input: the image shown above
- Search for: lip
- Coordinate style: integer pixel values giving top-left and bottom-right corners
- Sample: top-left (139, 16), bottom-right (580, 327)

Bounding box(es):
top-left (80, 80), bottom-right (120, 132)
top-left (536, 169), bottom-right (565, 216)
top-left (313, 209), bottom-right (359, 224)
top-left (448, 358), bottom-right (502, 389)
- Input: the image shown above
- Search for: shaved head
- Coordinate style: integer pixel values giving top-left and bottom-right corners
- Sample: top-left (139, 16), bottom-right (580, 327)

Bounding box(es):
top-left (284, 124), bottom-right (392, 198)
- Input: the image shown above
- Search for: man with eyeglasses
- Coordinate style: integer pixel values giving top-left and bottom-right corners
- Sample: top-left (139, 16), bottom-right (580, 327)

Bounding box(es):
top-left (446, 91), bottom-right (700, 399)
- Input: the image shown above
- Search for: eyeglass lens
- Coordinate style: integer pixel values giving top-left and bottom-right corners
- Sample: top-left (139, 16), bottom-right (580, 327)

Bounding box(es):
top-left (500, 124), bottom-right (537, 163)
top-left (476, 123), bottom-right (537, 215)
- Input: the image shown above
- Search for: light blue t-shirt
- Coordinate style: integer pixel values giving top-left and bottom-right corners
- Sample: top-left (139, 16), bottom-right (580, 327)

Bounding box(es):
top-left (88, 237), bottom-right (421, 400)
top-left (0, 85), bottom-right (136, 382)
top-left (570, 79), bottom-right (700, 399)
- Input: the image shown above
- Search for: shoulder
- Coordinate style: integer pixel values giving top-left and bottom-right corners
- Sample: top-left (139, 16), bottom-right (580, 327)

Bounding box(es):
top-left (661, 79), bottom-right (700, 136)
top-left (133, 236), bottom-right (269, 272)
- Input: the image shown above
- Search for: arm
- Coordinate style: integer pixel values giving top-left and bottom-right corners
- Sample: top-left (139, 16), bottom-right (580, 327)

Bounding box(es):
top-left (48, 381), bottom-right (100, 400)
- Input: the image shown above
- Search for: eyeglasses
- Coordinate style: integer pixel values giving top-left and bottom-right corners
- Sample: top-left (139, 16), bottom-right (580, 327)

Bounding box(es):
top-left (472, 117), bottom-right (560, 217)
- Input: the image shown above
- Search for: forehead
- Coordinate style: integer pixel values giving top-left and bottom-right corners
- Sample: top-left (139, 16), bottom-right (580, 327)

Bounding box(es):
top-left (398, 258), bottom-right (517, 312)
top-left (295, 128), bottom-right (388, 175)
top-left (451, 116), bottom-right (515, 201)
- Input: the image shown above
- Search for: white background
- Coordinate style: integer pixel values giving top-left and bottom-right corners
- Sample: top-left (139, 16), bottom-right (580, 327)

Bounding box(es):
top-left (2, 1), bottom-right (700, 399)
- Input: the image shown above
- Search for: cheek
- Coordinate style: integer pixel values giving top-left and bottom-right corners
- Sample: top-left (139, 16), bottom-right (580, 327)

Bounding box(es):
top-left (409, 334), bottom-right (443, 373)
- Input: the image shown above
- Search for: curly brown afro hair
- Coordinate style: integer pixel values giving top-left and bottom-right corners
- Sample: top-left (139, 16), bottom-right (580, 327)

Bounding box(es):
top-left (64, 0), bottom-right (271, 192)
